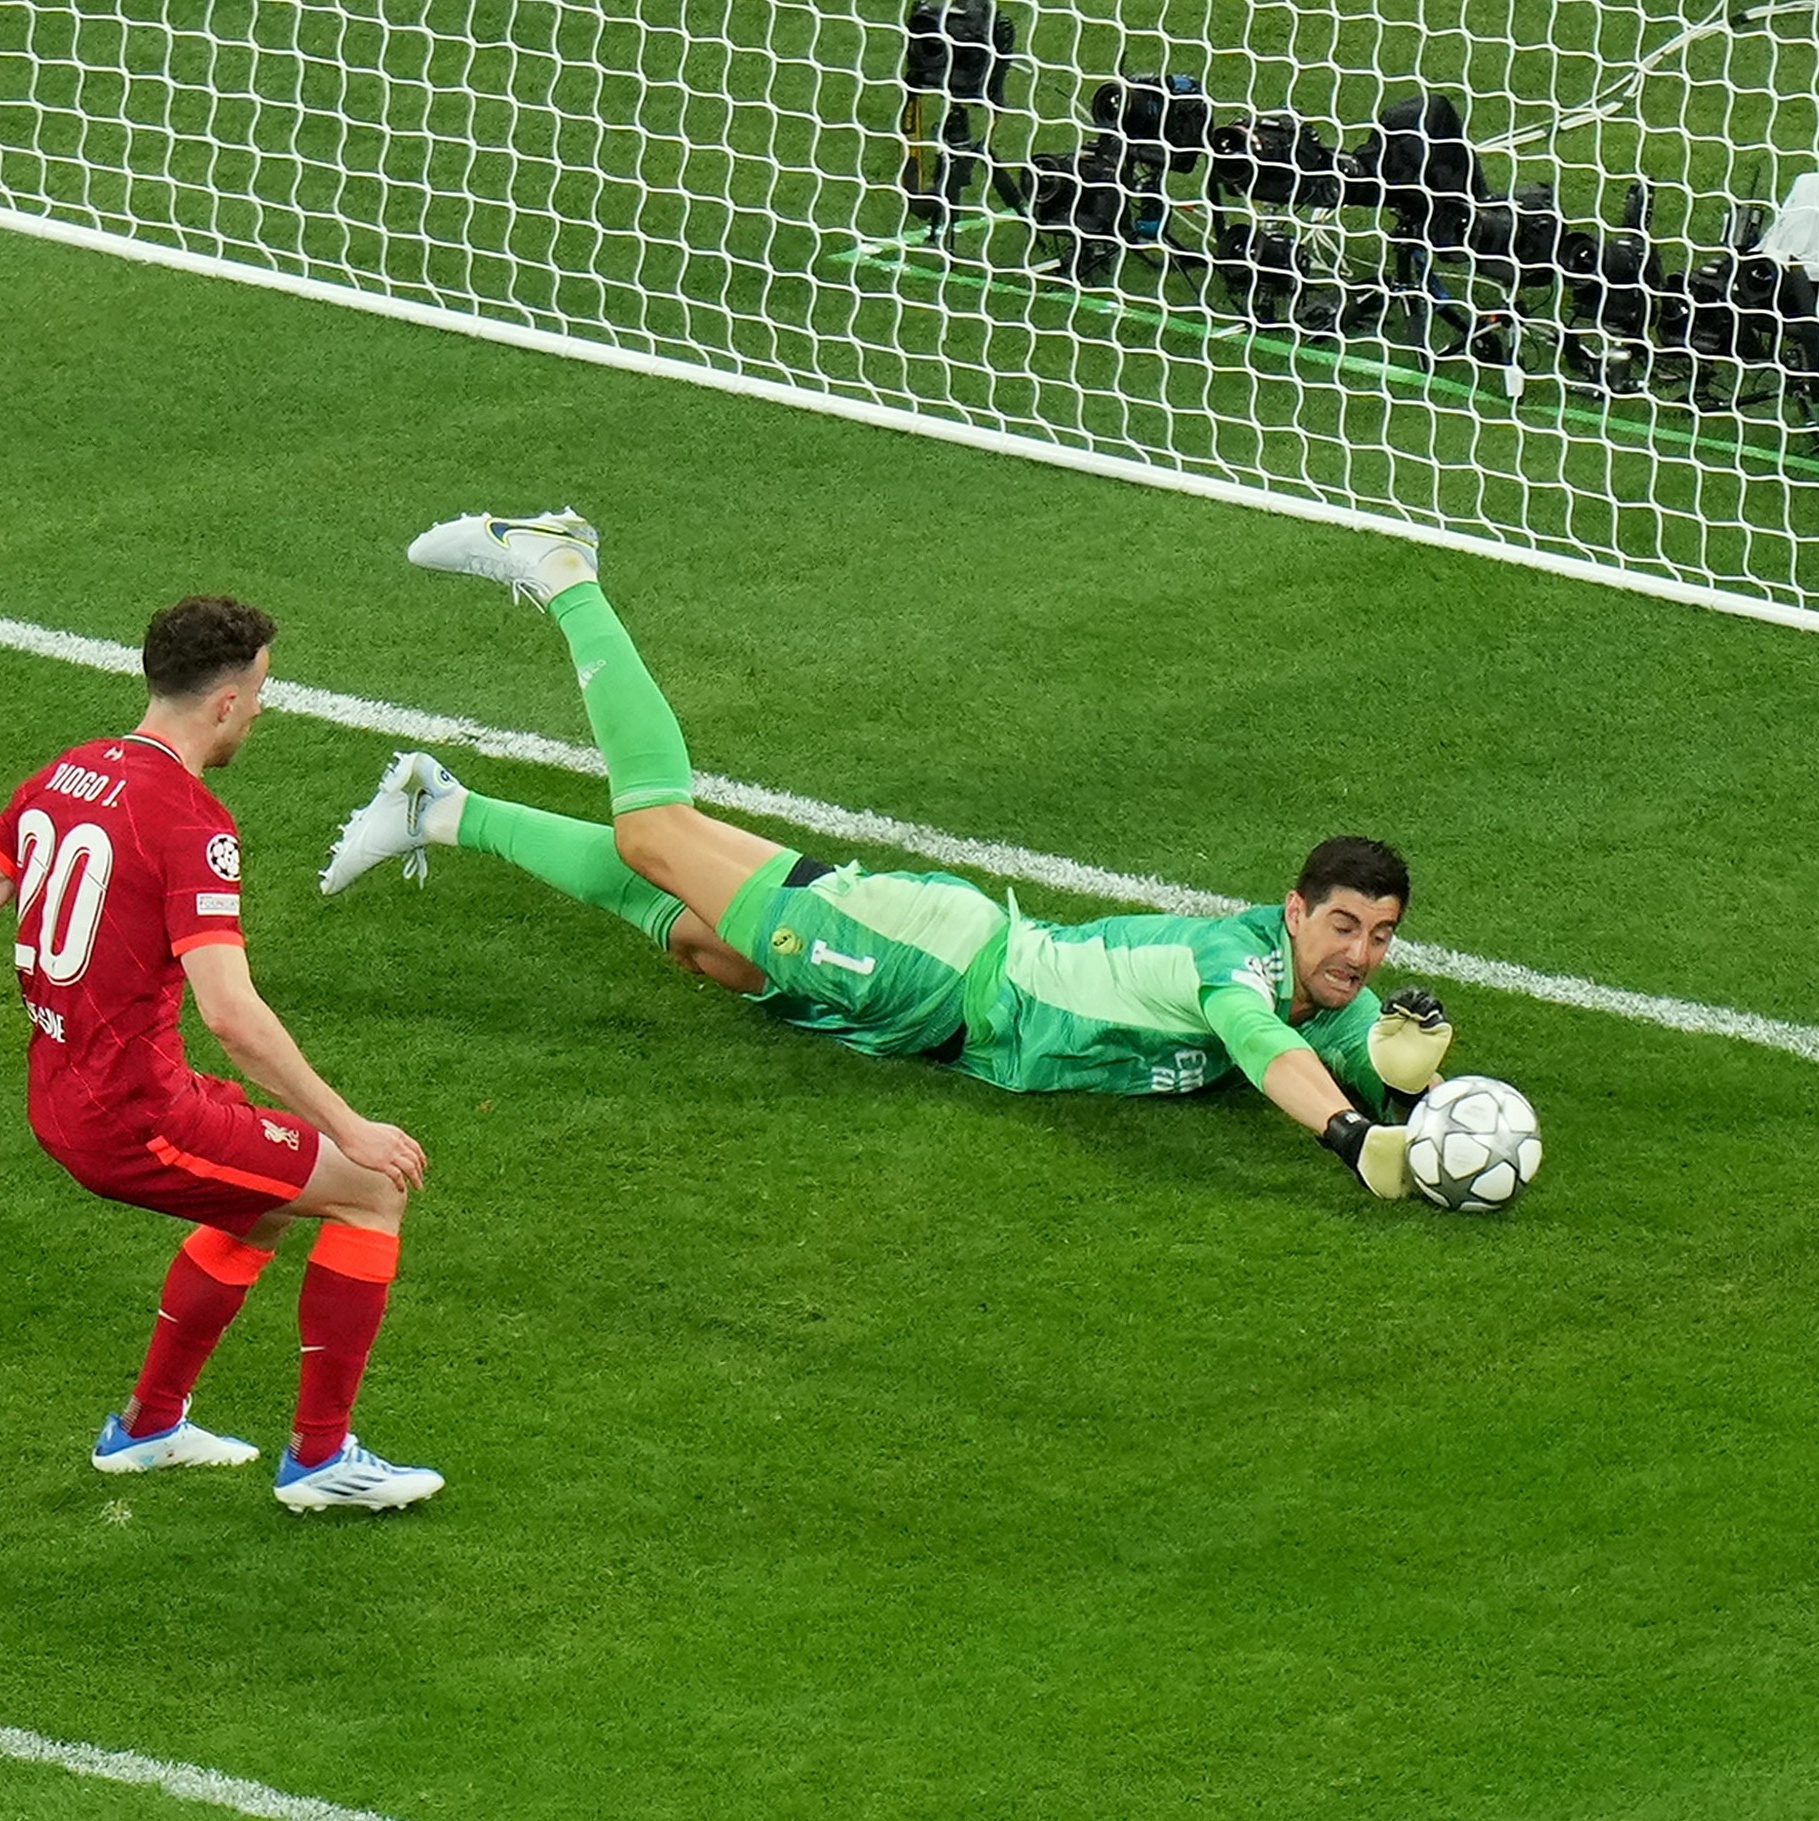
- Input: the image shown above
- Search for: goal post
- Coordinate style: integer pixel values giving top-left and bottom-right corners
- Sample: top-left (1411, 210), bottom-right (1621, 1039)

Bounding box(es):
top-left (3, 0), bottom-right (1817, 627)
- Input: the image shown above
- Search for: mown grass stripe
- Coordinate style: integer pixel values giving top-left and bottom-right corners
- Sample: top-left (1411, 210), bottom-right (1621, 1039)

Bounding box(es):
top-left (4, 614), bottom-right (1814, 1063)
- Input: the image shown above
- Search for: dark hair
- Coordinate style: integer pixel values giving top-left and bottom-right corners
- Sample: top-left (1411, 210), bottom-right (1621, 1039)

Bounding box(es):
top-left (1294, 835), bottom-right (1410, 912)
top-left (142, 596), bottom-right (276, 700)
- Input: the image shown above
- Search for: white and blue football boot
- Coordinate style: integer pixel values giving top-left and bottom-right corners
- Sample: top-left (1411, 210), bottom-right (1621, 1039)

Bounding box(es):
top-left (92, 1405), bottom-right (259, 1473)
top-left (273, 1435), bottom-right (445, 1513)
top-left (319, 750), bottom-right (463, 896)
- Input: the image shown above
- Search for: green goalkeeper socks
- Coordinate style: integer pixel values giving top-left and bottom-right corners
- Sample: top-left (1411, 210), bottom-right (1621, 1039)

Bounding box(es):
top-left (457, 794), bottom-right (686, 952)
top-left (547, 581), bottom-right (695, 815)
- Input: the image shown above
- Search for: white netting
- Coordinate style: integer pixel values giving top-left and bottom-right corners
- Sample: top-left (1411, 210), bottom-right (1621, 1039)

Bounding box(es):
top-left (3, 0), bottom-right (1818, 619)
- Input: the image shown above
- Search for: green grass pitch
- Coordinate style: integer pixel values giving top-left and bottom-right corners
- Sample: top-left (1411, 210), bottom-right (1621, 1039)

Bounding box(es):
top-left (5, 226), bottom-right (1819, 1819)
top-left (7, 0), bottom-right (1819, 605)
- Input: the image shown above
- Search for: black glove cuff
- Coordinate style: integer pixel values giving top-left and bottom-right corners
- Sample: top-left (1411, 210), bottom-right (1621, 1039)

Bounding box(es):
top-left (1382, 1084), bottom-right (1423, 1120)
top-left (1319, 1109), bottom-right (1373, 1169)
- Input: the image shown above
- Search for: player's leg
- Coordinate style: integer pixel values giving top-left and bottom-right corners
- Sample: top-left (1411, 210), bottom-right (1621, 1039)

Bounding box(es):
top-left (71, 1092), bottom-right (438, 1506)
top-left (266, 1140), bottom-right (443, 1512)
top-left (457, 786), bottom-right (776, 965)
top-left (91, 1220), bottom-right (276, 1471)
top-left (454, 790), bottom-right (764, 987)
top-left (465, 800), bottom-right (761, 987)
top-left (73, 1096), bottom-right (319, 1474)
top-left (322, 760), bottom-right (764, 992)
top-left (407, 510), bottom-right (786, 933)
top-left (458, 793), bottom-right (685, 944)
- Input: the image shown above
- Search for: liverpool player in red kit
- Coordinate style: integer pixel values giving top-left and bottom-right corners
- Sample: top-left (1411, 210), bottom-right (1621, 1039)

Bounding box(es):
top-left (1, 596), bottom-right (442, 1511)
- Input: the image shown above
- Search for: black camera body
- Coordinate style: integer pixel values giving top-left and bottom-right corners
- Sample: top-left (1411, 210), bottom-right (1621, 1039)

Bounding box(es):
top-left (1465, 186), bottom-right (1569, 290)
top-left (1207, 113), bottom-right (1345, 212)
top-left (1017, 72), bottom-right (1212, 283)
top-left (1088, 73), bottom-right (1211, 175)
top-left (1344, 94), bottom-right (1487, 249)
top-left (1657, 249), bottom-right (1819, 379)
top-left (1026, 137), bottom-right (1126, 246)
top-left (904, 0), bottom-right (1013, 105)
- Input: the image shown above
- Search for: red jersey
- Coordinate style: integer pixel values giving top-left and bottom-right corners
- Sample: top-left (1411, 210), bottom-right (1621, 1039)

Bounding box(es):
top-left (1, 733), bottom-right (247, 1147)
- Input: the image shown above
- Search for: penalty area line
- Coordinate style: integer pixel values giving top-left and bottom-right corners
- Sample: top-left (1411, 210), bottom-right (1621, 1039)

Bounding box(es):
top-left (0, 1725), bottom-right (399, 1821)
top-left (4, 615), bottom-right (1818, 1066)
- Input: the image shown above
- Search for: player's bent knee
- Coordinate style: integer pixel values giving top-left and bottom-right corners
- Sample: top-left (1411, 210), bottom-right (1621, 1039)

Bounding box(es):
top-left (616, 806), bottom-right (786, 934)
top-left (611, 806), bottom-right (689, 882)
top-left (239, 1208), bottom-right (300, 1252)
top-left (291, 1136), bottom-right (407, 1233)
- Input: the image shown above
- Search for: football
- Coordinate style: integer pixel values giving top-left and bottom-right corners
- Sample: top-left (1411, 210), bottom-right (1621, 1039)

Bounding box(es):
top-left (1406, 1075), bottom-right (1542, 1213)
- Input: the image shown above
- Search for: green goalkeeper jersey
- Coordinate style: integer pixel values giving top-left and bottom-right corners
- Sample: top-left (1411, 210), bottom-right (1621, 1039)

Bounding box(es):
top-left (721, 854), bottom-right (1390, 1112)
top-left (952, 897), bottom-right (1389, 1107)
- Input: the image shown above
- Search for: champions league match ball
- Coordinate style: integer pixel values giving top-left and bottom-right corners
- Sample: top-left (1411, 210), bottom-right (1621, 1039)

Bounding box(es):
top-left (1406, 1075), bottom-right (1543, 1213)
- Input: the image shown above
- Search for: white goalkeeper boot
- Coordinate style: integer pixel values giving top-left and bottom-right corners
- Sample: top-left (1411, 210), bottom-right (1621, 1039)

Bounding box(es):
top-left (320, 751), bottom-right (465, 896)
top-left (406, 509), bottom-right (599, 609)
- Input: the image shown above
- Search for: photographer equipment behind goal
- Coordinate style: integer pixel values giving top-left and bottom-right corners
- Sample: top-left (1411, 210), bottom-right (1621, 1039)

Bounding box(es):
top-left (901, 0), bottom-right (1022, 244)
top-left (1340, 93), bottom-right (1566, 368)
top-left (1019, 72), bottom-right (1212, 288)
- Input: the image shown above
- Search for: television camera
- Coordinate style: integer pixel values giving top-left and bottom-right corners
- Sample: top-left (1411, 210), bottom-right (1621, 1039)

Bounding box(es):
top-left (900, 0), bottom-right (1024, 244)
top-left (1019, 72), bottom-right (1213, 285)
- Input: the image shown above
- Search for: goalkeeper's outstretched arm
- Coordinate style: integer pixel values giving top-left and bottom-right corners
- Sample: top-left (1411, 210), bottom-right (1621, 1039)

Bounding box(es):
top-left (1203, 984), bottom-right (1415, 1199)
top-left (1261, 1047), bottom-right (1415, 1202)
top-left (1260, 1043), bottom-right (1365, 1133)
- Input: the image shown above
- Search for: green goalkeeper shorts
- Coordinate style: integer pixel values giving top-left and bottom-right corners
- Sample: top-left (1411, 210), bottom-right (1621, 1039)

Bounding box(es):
top-left (718, 851), bottom-right (1008, 1059)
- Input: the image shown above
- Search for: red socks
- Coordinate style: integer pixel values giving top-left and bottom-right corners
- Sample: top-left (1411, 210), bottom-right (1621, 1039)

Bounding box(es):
top-left (289, 1224), bottom-right (401, 1469)
top-left (124, 1226), bottom-right (276, 1436)
top-left (123, 1222), bottom-right (402, 1467)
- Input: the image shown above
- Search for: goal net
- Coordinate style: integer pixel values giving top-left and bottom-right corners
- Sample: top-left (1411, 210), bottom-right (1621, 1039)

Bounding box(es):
top-left (4, 0), bottom-right (1818, 624)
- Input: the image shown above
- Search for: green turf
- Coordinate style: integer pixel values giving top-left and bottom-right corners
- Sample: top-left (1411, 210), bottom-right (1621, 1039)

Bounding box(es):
top-left (3, 1), bottom-right (1818, 610)
top-left (5, 229), bottom-right (1819, 1820)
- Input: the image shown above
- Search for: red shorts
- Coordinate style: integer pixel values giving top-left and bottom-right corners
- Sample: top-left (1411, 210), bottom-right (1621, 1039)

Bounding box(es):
top-left (36, 1074), bottom-right (321, 1237)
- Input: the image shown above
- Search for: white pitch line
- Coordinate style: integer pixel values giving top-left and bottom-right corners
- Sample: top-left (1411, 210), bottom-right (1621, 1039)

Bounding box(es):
top-left (0, 1725), bottom-right (399, 1821)
top-left (4, 615), bottom-right (1818, 1065)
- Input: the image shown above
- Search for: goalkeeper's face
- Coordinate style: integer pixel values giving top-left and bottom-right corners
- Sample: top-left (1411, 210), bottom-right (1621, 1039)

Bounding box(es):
top-left (1284, 886), bottom-right (1402, 1011)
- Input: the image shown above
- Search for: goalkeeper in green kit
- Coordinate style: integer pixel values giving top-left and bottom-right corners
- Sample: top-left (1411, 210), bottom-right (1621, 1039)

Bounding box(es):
top-left (321, 510), bottom-right (1452, 1199)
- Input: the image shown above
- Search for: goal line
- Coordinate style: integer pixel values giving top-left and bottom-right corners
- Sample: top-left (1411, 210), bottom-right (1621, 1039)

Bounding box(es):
top-left (5, 204), bottom-right (1814, 642)
top-left (5, 1), bottom-right (1819, 627)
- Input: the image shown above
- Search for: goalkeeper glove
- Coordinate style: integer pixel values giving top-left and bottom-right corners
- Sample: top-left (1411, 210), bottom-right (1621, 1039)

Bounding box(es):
top-left (1368, 986), bottom-right (1453, 1101)
top-left (1320, 1110), bottom-right (1415, 1200)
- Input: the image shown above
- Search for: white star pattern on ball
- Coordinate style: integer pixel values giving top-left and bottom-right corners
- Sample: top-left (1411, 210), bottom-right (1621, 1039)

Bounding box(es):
top-left (1406, 1075), bottom-right (1543, 1213)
